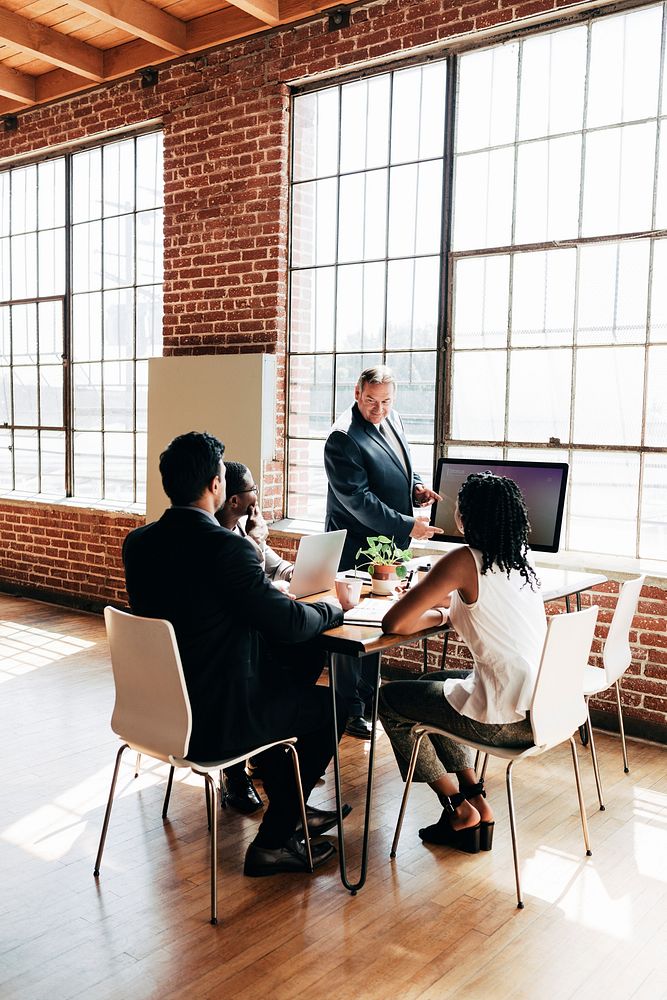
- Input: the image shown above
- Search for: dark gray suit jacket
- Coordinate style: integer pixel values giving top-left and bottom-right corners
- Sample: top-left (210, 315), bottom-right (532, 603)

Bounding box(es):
top-left (324, 403), bottom-right (422, 571)
top-left (123, 507), bottom-right (342, 761)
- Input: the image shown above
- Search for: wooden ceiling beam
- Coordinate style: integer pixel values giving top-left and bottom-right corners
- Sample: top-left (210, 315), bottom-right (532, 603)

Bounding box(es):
top-left (63, 1), bottom-right (187, 55)
top-left (0, 7), bottom-right (104, 82)
top-left (225, 1), bottom-right (280, 27)
top-left (0, 0), bottom-right (341, 117)
top-left (0, 63), bottom-right (35, 105)
top-left (277, 1), bottom-right (331, 17)
top-left (185, 7), bottom-right (266, 50)
top-left (0, 98), bottom-right (22, 118)
top-left (102, 39), bottom-right (179, 81)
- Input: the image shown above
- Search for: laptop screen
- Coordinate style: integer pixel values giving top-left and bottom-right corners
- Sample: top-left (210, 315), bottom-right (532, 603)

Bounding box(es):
top-left (430, 458), bottom-right (569, 553)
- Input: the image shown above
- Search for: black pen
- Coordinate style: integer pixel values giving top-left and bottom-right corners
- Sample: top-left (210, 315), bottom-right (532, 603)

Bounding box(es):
top-left (404, 570), bottom-right (415, 589)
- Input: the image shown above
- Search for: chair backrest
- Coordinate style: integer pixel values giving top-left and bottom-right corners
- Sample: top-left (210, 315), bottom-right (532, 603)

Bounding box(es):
top-left (530, 605), bottom-right (599, 748)
top-left (603, 575), bottom-right (645, 686)
top-left (104, 606), bottom-right (192, 762)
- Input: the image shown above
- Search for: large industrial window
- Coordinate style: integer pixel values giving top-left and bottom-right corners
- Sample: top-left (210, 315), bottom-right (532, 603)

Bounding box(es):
top-left (288, 2), bottom-right (667, 562)
top-left (0, 129), bottom-right (163, 507)
top-left (288, 63), bottom-right (447, 522)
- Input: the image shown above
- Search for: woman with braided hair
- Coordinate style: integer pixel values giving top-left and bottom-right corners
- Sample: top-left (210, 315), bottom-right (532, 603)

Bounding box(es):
top-left (378, 472), bottom-right (546, 853)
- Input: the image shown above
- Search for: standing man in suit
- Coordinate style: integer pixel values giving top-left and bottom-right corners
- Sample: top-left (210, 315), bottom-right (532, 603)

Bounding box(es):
top-left (324, 366), bottom-right (443, 738)
top-left (123, 431), bottom-right (352, 877)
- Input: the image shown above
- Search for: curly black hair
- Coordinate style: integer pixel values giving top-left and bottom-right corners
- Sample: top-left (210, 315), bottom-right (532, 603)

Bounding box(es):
top-left (457, 472), bottom-right (539, 589)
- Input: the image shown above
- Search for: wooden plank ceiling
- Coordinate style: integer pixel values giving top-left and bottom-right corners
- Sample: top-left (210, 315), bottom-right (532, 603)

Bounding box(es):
top-left (0, 0), bottom-right (334, 117)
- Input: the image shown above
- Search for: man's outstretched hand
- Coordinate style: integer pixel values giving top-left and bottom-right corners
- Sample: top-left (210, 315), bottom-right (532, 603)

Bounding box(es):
top-left (410, 517), bottom-right (444, 541)
top-left (413, 484), bottom-right (442, 507)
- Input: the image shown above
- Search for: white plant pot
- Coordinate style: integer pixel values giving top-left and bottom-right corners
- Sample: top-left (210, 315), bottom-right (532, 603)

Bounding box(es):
top-left (371, 572), bottom-right (399, 596)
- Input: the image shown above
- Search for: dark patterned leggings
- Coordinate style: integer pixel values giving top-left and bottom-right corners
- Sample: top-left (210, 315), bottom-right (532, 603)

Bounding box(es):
top-left (378, 670), bottom-right (534, 783)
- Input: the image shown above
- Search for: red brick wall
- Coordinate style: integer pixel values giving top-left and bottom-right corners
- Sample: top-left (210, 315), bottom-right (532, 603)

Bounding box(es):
top-left (0, 500), bottom-right (137, 609)
top-left (0, 0), bottom-right (666, 738)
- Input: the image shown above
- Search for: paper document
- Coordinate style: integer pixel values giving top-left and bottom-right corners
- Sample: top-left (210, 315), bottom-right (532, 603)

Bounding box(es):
top-left (343, 597), bottom-right (396, 626)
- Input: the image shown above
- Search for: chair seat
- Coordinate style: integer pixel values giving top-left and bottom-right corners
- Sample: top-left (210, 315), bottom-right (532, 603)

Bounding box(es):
top-left (172, 737), bottom-right (298, 774)
top-left (582, 664), bottom-right (610, 697)
top-left (410, 722), bottom-right (583, 762)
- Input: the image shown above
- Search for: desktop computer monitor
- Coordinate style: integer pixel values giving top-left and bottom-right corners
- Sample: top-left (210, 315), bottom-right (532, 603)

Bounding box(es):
top-left (430, 458), bottom-right (569, 553)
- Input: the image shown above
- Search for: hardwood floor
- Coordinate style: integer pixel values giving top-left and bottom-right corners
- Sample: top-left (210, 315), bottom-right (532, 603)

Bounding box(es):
top-left (1, 593), bottom-right (667, 1000)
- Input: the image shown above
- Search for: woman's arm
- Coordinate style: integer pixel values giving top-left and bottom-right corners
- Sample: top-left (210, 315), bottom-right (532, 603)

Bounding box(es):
top-left (382, 546), bottom-right (478, 635)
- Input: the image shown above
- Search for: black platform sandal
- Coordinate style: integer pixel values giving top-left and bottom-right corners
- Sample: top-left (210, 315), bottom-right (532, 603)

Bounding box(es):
top-left (462, 780), bottom-right (494, 851)
top-left (418, 791), bottom-right (481, 854)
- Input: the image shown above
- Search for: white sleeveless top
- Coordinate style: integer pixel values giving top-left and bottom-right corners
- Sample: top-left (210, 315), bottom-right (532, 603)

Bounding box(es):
top-left (444, 548), bottom-right (547, 724)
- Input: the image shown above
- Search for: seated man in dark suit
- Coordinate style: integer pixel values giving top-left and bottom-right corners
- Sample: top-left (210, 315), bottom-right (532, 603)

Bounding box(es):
top-left (216, 460), bottom-right (295, 814)
top-left (218, 461), bottom-right (293, 588)
top-left (123, 431), bottom-right (351, 877)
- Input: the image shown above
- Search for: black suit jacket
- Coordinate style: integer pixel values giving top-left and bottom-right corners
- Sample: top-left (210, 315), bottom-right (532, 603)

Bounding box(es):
top-left (122, 507), bottom-right (343, 761)
top-left (324, 403), bottom-right (422, 571)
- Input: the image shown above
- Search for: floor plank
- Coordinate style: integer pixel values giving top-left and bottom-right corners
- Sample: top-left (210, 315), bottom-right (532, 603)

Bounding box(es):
top-left (1, 593), bottom-right (666, 1000)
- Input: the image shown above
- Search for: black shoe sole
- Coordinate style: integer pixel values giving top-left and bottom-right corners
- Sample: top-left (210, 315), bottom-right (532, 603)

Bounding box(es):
top-left (244, 843), bottom-right (336, 877)
top-left (418, 822), bottom-right (481, 854)
top-left (345, 726), bottom-right (372, 740)
top-left (480, 821), bottom-right (495, 851)
top-left (295, 803), bottom-right (352, 837)
top-left (223, 796), bottom-right (263, 815)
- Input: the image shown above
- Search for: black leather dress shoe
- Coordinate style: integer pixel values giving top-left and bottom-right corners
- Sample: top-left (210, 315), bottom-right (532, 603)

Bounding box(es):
top-left (345, 715), bottom-right (372, 739)
top-left (294, 803), bottom-right (352, 837)
top-left (222, 772), bottom-right (263, 815)
top-left (243, 835), bottom-right (336, 877)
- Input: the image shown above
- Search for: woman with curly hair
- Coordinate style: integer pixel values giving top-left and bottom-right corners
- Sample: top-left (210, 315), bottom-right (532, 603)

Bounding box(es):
top-left (379, 472), bottom-right (547, 854)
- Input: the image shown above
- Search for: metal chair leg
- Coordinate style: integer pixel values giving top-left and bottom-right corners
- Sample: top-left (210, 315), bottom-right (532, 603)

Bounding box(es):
top-left (390, 730), bottom-right (426, 858)
top-left (505, 760), bottom-right (523, 909)
top-left (205, 775), bottom-right (212, 832)
top-left (615, 680), bottom-right (630, 773)
top-left (285, 742), bottom-right (313, 872)
top-left (479, 753), bottom-right (489, 782)
top-left (203, 773), bottom-right (219, 925)
top-left (134, 752), bottom-right (141, 778)
top-left (162, 765), bottom-right (175, 819)
top-left (94, 743), bottom-right (129, 877)
top-left (569, 736), bottom-right (592, 856)
top-left (585, 703), bottom-right (605, 810)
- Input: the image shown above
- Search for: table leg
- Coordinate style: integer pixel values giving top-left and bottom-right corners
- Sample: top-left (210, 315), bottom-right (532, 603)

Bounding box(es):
top-left (565, 591), bottom-right (588, 743)
top-left (328, 651), bottom-right (382, 895)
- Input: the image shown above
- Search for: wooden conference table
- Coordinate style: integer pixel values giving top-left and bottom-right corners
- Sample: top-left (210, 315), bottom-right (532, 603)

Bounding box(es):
top-left (313, 566), bottom-right (607, 895)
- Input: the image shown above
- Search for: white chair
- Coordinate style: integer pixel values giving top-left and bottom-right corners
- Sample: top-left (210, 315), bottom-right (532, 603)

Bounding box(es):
top-left (583, 575), bottom-right (645, 811)
top-left (390, 605), bottom-right (599, 909)
top-left (94, 607), bottom-right (313, 925)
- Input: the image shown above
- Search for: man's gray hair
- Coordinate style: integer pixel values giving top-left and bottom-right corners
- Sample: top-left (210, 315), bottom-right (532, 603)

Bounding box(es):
top-left (356, 365), bottom-right (396, 392)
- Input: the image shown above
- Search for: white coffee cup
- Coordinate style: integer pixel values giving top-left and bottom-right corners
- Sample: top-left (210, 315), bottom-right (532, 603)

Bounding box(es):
top-left (334, 576), bottom-right (363, 607)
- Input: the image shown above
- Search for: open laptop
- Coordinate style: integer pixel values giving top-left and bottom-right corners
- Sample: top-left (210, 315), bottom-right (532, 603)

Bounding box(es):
top-left (289, 530), bottom-right (347, 599)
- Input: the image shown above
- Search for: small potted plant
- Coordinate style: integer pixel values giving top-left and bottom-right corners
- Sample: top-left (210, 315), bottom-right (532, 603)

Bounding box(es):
top-left (355, 535), bottom-right (412, 596)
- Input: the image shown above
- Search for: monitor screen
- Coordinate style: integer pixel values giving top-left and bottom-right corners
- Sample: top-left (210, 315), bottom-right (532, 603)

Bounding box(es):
top-left (430, 458), bottom-right (569, 553)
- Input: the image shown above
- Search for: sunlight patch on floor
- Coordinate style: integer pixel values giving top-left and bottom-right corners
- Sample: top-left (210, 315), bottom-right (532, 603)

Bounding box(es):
top-left (0, 621), bottom-right (95, 682)
top-left (0, 758), bottom-right (176, 861)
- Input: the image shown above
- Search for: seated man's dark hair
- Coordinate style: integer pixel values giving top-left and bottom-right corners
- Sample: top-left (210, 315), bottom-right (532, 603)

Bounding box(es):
top-left (224, 461), bottom-right (251, 498)
top-left (159, 431), bottom-right (225, 506)
top-left (457, 472), bottom-right (538, 589)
